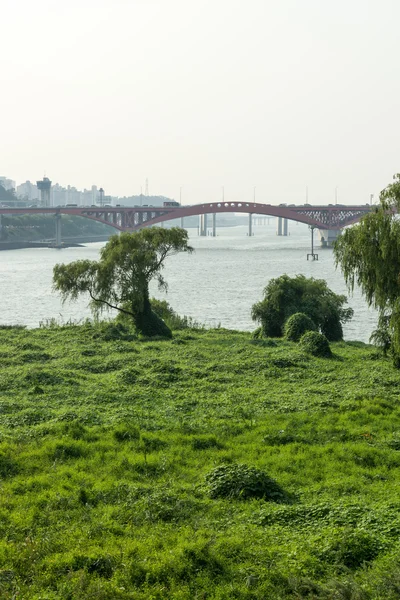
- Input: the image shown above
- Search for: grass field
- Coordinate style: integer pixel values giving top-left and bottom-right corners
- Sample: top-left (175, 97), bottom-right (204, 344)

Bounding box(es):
top-left (1, 322), bottom-right (400, 598)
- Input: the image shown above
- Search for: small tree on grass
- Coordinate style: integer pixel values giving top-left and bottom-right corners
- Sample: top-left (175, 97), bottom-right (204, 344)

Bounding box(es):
top-left (251, 274), bottom-right (353, 340)
top-left (53, 227), bottom-right (193, 338)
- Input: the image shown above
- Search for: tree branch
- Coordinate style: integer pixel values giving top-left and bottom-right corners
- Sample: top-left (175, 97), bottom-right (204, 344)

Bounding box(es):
top-left (88, 290), bottom-right (135, 317)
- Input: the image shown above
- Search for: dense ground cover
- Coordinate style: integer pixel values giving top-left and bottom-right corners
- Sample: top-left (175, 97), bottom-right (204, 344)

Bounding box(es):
top-left (1, 324), bottom-right (400, 598)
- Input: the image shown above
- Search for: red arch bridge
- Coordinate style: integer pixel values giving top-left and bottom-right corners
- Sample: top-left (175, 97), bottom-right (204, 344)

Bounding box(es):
top-left (0, 202), bottom-right (373, 248)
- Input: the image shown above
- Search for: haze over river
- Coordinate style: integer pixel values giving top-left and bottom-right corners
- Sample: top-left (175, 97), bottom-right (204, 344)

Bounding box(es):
top-left (0, 222), bottom-right (377, 342)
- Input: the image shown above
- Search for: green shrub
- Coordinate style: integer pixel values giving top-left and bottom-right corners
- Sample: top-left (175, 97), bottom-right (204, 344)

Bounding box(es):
top-left (150, 299), bottom-right (203, 331)
top-left (251, 327), bottom-right (278, 346)
top-left (205, 463), bottom-right (285, 501)
top-left (300, 331), bottom-right (332, 358)
top-left (251, 274), bottom-right (353, 339)
top-left (251, 326), bottom-right (263, 339)
top-left (284, 312), bottom-right (317, 342)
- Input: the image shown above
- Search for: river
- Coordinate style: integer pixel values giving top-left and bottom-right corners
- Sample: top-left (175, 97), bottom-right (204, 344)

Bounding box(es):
top-left (0, 223), bottom-right (377, 342)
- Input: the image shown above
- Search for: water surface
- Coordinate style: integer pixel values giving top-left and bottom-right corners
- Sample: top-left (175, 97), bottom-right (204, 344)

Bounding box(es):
top-left (0, 223), bottom-right (377, 341)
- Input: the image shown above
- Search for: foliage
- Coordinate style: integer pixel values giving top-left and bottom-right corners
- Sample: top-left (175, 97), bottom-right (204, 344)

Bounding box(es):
top-left (316, 529), bottom-right (383, 570)
top-left (116, 298), bottom-right (203, 332)
top-left (284, 312), bottom-right (317, 341)
top-left (150, 298), bottom-right (203, 331)
top-left (251, 274), bottom-right (353, 340)
top-left (369, 314), bottom-right (392, 356)
top-left (53, 227), bottom-right (193, 337)
top-left (1, 213), bottom-right (115, 242)
top-left (1, 324), bottom-right (400, 597)
top-left (299, 330), bottom-right (332, 357)
top-left (334, 174), bottom-right (400, 366)
top-left (205, 464), bottom-right (286, 501)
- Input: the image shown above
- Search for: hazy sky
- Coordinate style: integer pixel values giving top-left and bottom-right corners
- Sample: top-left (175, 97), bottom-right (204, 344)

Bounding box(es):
top-left (1, 0), bottom-right (400, 204)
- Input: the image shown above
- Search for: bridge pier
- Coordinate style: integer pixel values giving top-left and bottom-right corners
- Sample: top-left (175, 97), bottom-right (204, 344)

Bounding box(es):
top-left (248, 213), bottom-right (253, 236)
top-left (307, 226), bottom-right (318, 260)
top-left (55, 214), bottom-right (62, 247)
top-left (318, 229), bottom-right (340, 247)
top-left (180, 217), bottom-right (184, 229)
top-left (0, 214), bottom-right (2, 240)
top-left (199, 214), bottom-right (208, 236)
top-left (276, 217), bottom-right (288, 236)
top-left (212, 213), bottom-right (216, 237)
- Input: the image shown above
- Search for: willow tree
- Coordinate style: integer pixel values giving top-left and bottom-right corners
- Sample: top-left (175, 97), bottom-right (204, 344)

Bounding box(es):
top-left (334, 174), bottom-right (400, 364)
top-left (53, 227), bottom-right (193, 338)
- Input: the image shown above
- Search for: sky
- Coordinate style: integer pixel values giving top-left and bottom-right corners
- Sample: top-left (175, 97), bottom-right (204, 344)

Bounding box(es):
top-left (1, 0), bottom-right (400, 205)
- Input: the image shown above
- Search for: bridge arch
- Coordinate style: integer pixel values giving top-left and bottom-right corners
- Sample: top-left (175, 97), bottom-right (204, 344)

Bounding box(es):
top-left (129, 202), bottom-right (331, 231)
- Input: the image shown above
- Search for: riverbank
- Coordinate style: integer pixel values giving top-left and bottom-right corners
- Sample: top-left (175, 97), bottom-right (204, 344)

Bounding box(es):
top-left (0, 241), bottom-right (85, 250)
top-left (0, 323), bottom-right (399, 598)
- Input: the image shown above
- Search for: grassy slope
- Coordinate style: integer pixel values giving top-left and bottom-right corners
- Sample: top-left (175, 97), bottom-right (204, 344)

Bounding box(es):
top-left (0, 324), bottom-right (400, 598)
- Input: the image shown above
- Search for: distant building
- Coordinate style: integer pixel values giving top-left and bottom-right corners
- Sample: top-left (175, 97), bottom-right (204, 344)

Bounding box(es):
top-left (66, 185), bottom-right (81, 205)
top-left (37, 177), bottom-right (52, 207)
top-left (91, 185), bottom-right (98, 205)
top-left (52, 183), bottom-right (67, 206)
top-left (16, 180), bottom-right (39, 202)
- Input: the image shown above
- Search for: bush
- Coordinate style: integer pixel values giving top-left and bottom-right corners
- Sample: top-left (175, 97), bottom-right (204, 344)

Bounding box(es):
top-left (251, 274), bottom-right (353, 340)
top-left (284, 312), bottom-right (317, 341)
top-left (251, 326), bottom-right (263, 339)
top-left (300, 331), bottom-right (332, 358)
top-left (151, 299), bottom-right (203, 331)
top-left (205, 463), bottom-right (285, 501)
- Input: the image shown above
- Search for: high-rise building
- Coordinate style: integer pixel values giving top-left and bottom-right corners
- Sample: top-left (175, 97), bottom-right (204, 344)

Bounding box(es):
top-left (37, 177), bottom-right (52, 207)
top-left (16, 180), bottom-right (39, 202)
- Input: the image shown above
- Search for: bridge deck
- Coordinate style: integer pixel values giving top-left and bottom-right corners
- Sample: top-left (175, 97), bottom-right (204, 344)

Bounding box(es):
top-left (0, 203), bottom-right (373, 231)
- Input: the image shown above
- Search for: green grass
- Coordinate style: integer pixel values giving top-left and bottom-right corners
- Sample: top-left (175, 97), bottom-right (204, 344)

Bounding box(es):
top-left (0, 322), bottom-right (400, 598)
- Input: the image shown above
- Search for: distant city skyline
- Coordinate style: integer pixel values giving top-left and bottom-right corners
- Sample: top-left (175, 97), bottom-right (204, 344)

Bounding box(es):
top-left (0, 174), bottom-right (175, 207)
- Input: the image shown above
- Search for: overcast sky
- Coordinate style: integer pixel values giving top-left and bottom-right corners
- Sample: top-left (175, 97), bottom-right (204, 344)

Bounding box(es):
top-left (1, 0), bottom-right (399, 204)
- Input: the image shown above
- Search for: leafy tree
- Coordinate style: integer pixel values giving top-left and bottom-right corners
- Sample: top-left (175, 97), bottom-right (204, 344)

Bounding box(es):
top-left (53, 227), bottom-right (193, 338)
top-left (334, 174), bottom-right (400, 364)
top-left (251, 274), bottom-right (353, 340)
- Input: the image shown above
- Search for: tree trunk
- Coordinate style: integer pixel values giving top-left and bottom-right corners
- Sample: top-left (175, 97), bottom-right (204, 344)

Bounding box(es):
top-left (133, 290), bottom-right (172, 338)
